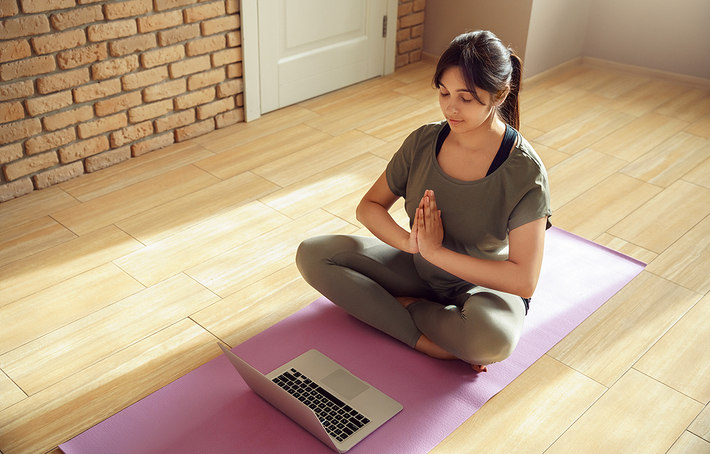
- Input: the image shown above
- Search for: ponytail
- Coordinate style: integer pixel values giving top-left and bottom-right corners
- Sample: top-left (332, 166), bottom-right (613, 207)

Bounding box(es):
top-left (498, 52), bottom-right (522, 130)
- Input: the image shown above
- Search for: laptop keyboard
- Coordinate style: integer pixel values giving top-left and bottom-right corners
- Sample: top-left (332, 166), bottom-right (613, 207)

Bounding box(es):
top-left (272, 368), bottom-right (371, 443)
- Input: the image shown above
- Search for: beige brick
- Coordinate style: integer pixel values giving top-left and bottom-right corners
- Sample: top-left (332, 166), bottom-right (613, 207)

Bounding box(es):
top-left (154, 0), bottom-right (193, 12)
top-left (0, 0), bottom-right (19, 17)
top-left (73, 78), bottom-right (121, 103)
top-left (37, 68), bottom-right (91, 94)
top-left (184, 35), bottom-right (224, 57)
top-left (131, 131), bottom-right (173, 156)
top-left (0, 55), bottom-right (55, 81)
top-left (397, 29), bottom-right (410, 42)
top-left (211, 47), bottom-right (241, 67)
top-left (0, 101), bottom-right (24, 125)
top-left (77, 113), bottom-right (128, 139)
top-left (95, 91), bottom-right (142, 117)
top-left (0, 40), bottom-right (31, 63)
top-left (20, 0), bottom-right (75, 14)
top-left (0, 143), bottom-right (23, 164)
top-left (411, 24), bottom-right (424, 38)
top-left (32, 29), bottom-right (86, 55)
top-left (25, 127), bottom-right (76, 154)
top-left (236, 92), bottom-right (243, 107)
top-left (201, 14), bottom-right (239, 36)
top-left (399, 12), bottom-right (424, 28)
top-left (142, 78), bottom-right (186, 102)
top-left (187, 67), bottom-right (225, 90)
top-left (175, 118), bottom-right (214, 142)
top-left (122, 66), bottom-right (169, 90)
top-left (169, 55), bottom-right (211, 78)
top-left (197, 95), bottom-right (234, 120)
top-left (57, 42), bottom-right (108, 70)
top-left (226, 30), bottom-right (240, 47)
top-left (87, 19), bottom-right (137, 42)
top-left (175, 87), bottom-right (214, 110)
top-left (225, 0), bottom-right (239, 14)
top-left (110, 120), bottom-right (152, 147)
top-left (128, 99), bottom-right (172, 123)
top-left (141, 44), bottom-right (185, 69)
top-left (226, 62), bottom-right (242, 78)
top-left (398, 3), bottom-right (412, 17)
top-left (109, 33), bottom-right (157, 58)
top-left (0, 14), bottom-right (50, 40)
top-left (216, 78), bottom-right (242, 98)
top-left (154, 108), bottom-right (194, 132)
top-left (413, 0), bottom-right (426, 12)
top-left (398, 37), bottom-right (422, 54)
top-left (25, 91), bottom-right (73, 117)
top-left (0, 118), bottom-right (42, 144)
top-left (92, 54), bottom-right (139, 80)
top-left (85, 145), bottom-right (130, 172)
top-left (34, 160), bottom-right (83, 189)
top-left (136, 10), bottom-right (182, 33)
top-left (51, 5), bottom-right (104, 31)
top-left (104, 0), bottom-right (152, 20)
top-left (42, 105), bottom-right (93, 131)
top-left (58, 135), bottom-right (109, 163)
top-left (157, 23), bottom-right (199, 47)
top-left (0, 80), bottom-right (33, 102)
top-left (3, 151), bottom-right (58, 181)
top-left (184, 1), bottom-right (225, 23)
top-left (0, 178), bottom-right (33, 203)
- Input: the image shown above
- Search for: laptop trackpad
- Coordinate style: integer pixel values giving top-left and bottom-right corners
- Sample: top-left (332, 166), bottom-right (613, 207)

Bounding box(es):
top-left (321, 369), bottom-right (369, 400)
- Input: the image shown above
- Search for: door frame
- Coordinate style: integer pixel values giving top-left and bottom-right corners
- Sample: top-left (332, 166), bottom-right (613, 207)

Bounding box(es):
top-left (240, 0), bottom-right (399, 122)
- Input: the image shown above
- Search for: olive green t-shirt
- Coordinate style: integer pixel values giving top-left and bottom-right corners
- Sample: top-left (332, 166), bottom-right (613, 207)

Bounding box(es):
top-left (386, 121), bottom-right (552, 295)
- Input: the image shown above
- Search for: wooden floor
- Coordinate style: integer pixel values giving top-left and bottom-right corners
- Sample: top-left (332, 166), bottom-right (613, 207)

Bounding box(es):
top-left (1, 61), bottom-right (710, 454)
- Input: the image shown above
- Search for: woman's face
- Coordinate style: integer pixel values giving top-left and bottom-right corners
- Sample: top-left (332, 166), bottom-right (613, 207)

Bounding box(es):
top-left (438, 67), bottom-right (499, 134)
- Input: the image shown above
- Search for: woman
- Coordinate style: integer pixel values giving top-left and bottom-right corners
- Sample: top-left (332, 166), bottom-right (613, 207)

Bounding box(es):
top-left (296, 30), bottom-right (551, 372)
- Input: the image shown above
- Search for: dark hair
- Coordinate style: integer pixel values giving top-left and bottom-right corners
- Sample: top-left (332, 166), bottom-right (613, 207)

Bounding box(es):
top-left (433, 30), bottom-right (522, 130)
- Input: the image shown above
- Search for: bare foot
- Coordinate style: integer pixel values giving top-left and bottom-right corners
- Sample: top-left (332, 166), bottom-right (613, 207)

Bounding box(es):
top-left (471, 364), bottom-right (488, 373)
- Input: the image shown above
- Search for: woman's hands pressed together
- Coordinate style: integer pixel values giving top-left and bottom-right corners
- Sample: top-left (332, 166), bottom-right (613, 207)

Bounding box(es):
top-left (415, 190), bottom-right (444, 259)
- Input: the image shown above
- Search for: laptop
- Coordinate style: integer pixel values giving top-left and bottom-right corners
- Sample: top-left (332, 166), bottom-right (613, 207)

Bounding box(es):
top-left (218, 343), bottom-right (403, 453)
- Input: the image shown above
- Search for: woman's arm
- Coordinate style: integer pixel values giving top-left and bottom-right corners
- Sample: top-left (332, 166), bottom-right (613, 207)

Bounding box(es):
top-left (417, 190), bottom-right (547, 298)
top-left (356, 171), bottom-right (419, 254)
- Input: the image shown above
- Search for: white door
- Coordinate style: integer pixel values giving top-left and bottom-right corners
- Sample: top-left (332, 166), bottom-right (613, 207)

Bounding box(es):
top-left (256, 0), bottom-right (390, 114)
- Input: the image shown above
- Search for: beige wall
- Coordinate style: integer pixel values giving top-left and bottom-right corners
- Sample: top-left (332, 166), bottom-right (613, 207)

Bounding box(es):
top-left (421, 0), bottom-right (533, 62)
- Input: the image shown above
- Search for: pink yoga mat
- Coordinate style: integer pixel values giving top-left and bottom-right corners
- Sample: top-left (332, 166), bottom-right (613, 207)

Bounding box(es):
top-left (60, 228), bottom-right (645, 454)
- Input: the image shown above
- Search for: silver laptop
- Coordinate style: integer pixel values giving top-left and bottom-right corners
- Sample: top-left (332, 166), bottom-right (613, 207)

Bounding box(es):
top-left (218, 343), bottom-right (402, 453)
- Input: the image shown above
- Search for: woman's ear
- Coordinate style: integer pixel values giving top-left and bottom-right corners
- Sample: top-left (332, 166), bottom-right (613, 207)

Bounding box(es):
top-left (495, 87), bottom-right (510, 106)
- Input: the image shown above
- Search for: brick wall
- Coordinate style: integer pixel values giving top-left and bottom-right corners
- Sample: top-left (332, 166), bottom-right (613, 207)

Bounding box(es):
top-left (396, 0), bottom-right (425, 68)
top-left (0, 0), bottom-right (243, 202)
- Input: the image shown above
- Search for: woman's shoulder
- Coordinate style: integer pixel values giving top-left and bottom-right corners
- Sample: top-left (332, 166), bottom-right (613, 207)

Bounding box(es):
top-left (511, 133), bottom-right (547, 174)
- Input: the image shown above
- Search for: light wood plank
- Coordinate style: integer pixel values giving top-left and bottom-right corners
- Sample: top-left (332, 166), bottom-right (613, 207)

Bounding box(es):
top-left (299, 76), bottom-right (406, 114)
top-left (689, 404), bottom-right (710, 442)
top-left (551, 173), bottom-right (661, 240)
top-left (635, 293), bottom-right (710, 403)
top-left (683, 154), bottom-right (710, 190)
top-left (194, 124), bottom-right (331, 181)
top-left (535, 106), bottom-right (635, 154)
top-left (191, 104), bottom-right (320, 152)
top-left (544, 369), bottom-right (703, 454)
top-left (321, 187), bottom-right (408, 229)
top-left (646, 214), bottom-right (710, 294)
top-left (667, 432), bottom-right (710, 454)
top-left (655, 87), bottom-right (710, 123)
top-left (687, 113), bottom-right (710, 139)
top-left (548, 271), bottom-right (701, 387)
top-left (0, 370), bottom-right (24, 412)
top-left (357, 101), bottom-right (442, 143)
top-left (0, 319), bottom-right (219, 454)
top-left (530, 141), bottom-right (576, 170)
top-left (591, 112), bottom-right (689, 162)
top-left (607, 180), bottom-right (710, 254)
top-left (430, 355), bottom-right (607, 454)
top-left (114, 200), bottom-right (291, 287)
top-left (620, 132), bottom-right (710, 188)
top-left (0, 226), bottom-right (143, 308)
top-left (52, 165), bottom-right (221, 236)
top-left (523, 89), bottom-right (610, 133)
top-left (593, 233), bottom-right (658, 265)
top-left (0, 274), bottom-right (218, 395)
top-left (58, 141), bottom-right (215, 202)
top-left (191, 264), bottom-right (321, 346)
top-left (0, 187), bottom-right (79, 233)
top-left (608, 78), bottom-right (691, 117)
top-left (186, 209), bottom-right (357, 297)
top-left (0, 216), bottom-right (76, 267)
top-left (115, 171), bottom-right (279, 245)
top-left (547, 148), bottom-right (627, 211)
top-left (0, 263), bottom-right (143, 355)
top-left (252, 129), bottom-right (386, 188)
top-left (259, 153), bottom-right (387, 219)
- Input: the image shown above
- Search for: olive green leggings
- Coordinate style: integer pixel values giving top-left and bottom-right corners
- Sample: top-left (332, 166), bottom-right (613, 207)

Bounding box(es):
top-left (295, 235), bottom-right (526, 366)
